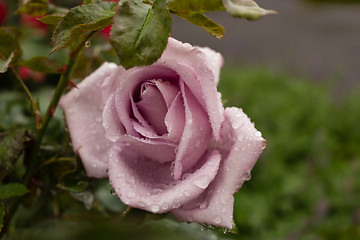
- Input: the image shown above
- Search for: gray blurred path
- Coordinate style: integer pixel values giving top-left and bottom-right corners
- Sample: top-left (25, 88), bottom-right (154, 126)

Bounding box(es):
top-left (171, 0), bottom-right (360, 88)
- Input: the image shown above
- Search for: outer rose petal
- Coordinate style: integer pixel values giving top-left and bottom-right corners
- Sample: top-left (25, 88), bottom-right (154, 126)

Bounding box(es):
top-left (171, 107), bottom-right (266, 228)
top-left (59, 62), bottom-right (117, 177)
top-left (160, 38), bottom-right (224, 140)
top-left (108, 146), bottom-right (221, 214)
top-left (197, 46), bottom-right (224, 86)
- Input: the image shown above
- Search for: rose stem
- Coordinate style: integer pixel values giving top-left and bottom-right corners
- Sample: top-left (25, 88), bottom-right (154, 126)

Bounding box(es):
top-left (0, 49), bottom-right (81, 239)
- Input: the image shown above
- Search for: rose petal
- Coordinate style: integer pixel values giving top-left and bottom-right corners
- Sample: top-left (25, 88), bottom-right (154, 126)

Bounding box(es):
top-left (164, 92), bottom-right (185, 141)
top-left (59, 62), bottom-right (117, 178)
top-left (111, 65), bottom-right (179, 137)
top-left (171, 107), bottom-right (266, 228)
top-left (136, 82), bottom-right (168, 135)
top-left (103, 92), bottom-right (126, 142)
top-left (197, 46), bottom-right (224, 86)
top-left (130, 94), bottom-right (158, 138)
top-left (160, 38), bottom-right (224, 140)
top-left (172, 82), bottom-right (212, 180)
top-left (155, 80), bottom-right (179, 108)
top-left (108, 147), bottom-right (221, 214)
top-left (118, 135), bottom-right (177, 164)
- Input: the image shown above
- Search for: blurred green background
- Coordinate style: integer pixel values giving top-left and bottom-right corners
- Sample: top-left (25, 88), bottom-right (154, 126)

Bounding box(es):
top-left (1, 0), bottom-right (360, 239)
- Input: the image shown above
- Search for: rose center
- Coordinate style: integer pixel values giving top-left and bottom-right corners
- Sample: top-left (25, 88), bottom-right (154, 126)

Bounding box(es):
top-left (135, 80), bottom-right (170, 136)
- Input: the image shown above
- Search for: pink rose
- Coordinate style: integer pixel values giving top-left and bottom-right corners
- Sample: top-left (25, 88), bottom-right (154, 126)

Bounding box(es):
top-left (60, 38), bottom-right (266, 228)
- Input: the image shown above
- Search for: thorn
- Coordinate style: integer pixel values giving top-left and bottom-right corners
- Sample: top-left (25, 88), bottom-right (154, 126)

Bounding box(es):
top-left (67, 78), bottom-right (78, 89)
top-left (57, 64), bottom-right (68, 74)
top-left (50, 106), bottom-right (55, 117)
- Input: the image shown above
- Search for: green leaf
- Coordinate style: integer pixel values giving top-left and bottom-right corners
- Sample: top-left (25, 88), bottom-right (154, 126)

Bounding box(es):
top-left (0, 130), bottom-right (29, 172)
top-left (16, 0), bottom-right (48, 17)
top-left (169, 0), bottom-right (224, 13)
top-left (0, 27), bottom-right (22, 60)
top-left (51, 3), bottom-right (116, 54)
top-left (0, 201), bottom-right (4, 232)
top-left (57, 170), bottom-right (88, 193)
top-left (110, 0), bottom-right (172, 69)
top-left (19, 56), bottom-right (62, 74)
top-left (47, 3), bottom-right (69, 15)
top-left (37, 14), bottom-right (64, 25)
top-left (173, 12), bottom-right (225, 39)
top-left (0, 183), bottom-right (29, 199)
top-left (57, 156), bottom-right (88, 193)
top-left (222, 0), bottom-right (277, 20)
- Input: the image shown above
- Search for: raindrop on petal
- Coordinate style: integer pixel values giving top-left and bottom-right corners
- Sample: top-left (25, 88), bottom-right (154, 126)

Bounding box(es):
top-left (172, 199), bottom-right (180, 208)
top-left (151, 204), bottom-right (160, 213)
top-left (162, 203), bottom-right (169, 210)
top-left (241, 170), bottom-right (251, 181)
top-left (192, 175), bottom-right (210, 189)
top-left (127, 191), bottom-right (136, 199)
top-left (254, 131), bottom-right (262, 137)
top-left (214, 216), bottom-right (222, 224)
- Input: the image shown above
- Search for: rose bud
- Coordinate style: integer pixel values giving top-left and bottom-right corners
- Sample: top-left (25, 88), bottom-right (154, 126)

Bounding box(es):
top-left (59, 38), bottom-right (266, 228)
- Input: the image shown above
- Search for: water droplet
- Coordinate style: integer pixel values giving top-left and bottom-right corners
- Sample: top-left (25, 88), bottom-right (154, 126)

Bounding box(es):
top-left (214, 216), bottom-right (222, 224)
top-left (151, 204), bottom-right (160, 213)
top-left (150, 195), bottom-right (161, 202)
top-left (162, 203), bottom-right (169, 210)
top-left (192, 175), bottom-right (210, 189)
top-left (184, 190), bottom-right (191, 197)
top-left (254, 131), bottom-right (262, 137)
top-left (242, 170), bottom-right (251, 181)
top-left (116, 173), bottom-right (124, 178)
top-left (172, 199), bottom-right (180, 208)
top-left (139, 201), bottom-right (146, 207)
top-left (201, 224), bottom-right (208, 231)
top-left (220, 197), bottom-right (228, 204)
top-left (261, 140), bottom-right (267, 149)
top-left (95, 116), bottom-right (102, 123)
top-left (182, 173), bottom-right (191, 180)
top-left (127, 178), bottom-right (135, 184)
top-left (231, 120), bottom-right (242, 129)
top-left (223, 227), bottom-right (230, 234)
top-left (85, 40), bottom-right (91, 47)
top-left (237, 135), bottom-right (244, 141)
top-left (127, 191), bottom-right (136, 199)
top-left (222, 207), bottom-right (227, 213)
top-left (110, 188), bottom-right (116, 195)
top-left (199, 202), bottom-right (207, 209)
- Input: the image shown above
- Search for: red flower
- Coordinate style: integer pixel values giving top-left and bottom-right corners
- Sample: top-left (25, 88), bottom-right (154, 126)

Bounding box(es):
top-left (100, 24), bottom-right (112, 39)
top-left (0, 1), bottom-right (7, 25)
